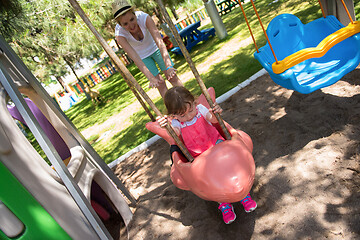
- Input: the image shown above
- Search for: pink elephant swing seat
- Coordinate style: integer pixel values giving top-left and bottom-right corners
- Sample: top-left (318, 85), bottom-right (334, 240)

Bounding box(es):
top-left (146, 88), bottom-right (256, 203)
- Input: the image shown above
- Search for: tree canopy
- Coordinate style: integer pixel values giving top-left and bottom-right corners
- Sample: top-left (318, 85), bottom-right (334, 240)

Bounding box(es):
top-left (0, 0), bottom-right (193, 85)
top-left (1, 0), bottom-right (114, 85)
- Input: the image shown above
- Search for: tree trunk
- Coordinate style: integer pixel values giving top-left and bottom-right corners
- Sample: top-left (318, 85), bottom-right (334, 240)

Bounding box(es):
top-left (63, 56), bottom-right (91, 100)
top-left (170, 6), bottom-right (179, 20)
top-left (56, 76), bottom-right (69, 93)
top-left (153, 6), bottom-right (164, 24)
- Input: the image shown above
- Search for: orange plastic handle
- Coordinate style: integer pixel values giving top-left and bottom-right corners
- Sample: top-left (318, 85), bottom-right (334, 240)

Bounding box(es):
top-left (272, 21), bottom-right (360, 74)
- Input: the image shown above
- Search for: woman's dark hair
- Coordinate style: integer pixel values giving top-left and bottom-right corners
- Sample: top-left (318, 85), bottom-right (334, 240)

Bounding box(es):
top-left (164, 86), bottom-right (195, 115)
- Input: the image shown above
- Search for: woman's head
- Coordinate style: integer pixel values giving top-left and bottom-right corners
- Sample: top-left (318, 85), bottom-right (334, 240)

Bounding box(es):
top-left (116, 10), bottom-right (137, 33)
top-left (112, 0), bottom-right (136, 31)
top-left (164, 86), bottom-right (197, 122)
top-left (112, 0), bottom-right (134, 19)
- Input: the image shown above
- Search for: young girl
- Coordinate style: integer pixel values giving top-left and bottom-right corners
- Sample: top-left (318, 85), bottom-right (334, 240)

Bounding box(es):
top-left (112, 0), bottom-right (183, 98)
top-left (157, 86), bottom-right (257, 224)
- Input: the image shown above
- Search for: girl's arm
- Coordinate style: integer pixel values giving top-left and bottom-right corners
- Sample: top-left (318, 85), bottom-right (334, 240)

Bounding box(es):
top-left (115, 35), bottom-right (163, 88)
top-left (145, 16), bottom-right (177, 80)
top-left (205, 103), bottom-right (223, 123)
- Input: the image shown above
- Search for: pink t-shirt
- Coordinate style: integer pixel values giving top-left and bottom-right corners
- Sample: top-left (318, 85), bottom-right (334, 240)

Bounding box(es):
top-left (172, 104), bottom-right (224, 157)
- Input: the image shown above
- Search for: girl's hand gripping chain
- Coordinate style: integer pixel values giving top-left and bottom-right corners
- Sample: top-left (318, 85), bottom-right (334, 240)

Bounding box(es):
top-left (207, 103), bottom-right (223, 123)
top-left (156, 115), bottom-right (168, 128)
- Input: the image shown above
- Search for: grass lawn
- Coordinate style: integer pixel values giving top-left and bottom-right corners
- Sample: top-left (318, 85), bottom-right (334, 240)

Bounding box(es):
top-left (61, 0), bottom-right (359, 164)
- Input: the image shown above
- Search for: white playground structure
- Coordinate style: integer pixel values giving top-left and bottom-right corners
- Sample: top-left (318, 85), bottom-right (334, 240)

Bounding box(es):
top-left (0, 35), bottom-right (134, 239)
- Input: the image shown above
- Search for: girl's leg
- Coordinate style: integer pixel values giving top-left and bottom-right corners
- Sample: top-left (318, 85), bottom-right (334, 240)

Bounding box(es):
top-left (240, 193), bottom-right (257, 213)
top-left (218, 202), bottom-right (236, 224)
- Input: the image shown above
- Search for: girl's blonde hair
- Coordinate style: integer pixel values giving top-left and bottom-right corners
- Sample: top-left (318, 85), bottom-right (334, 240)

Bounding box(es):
top-left (164, 86), bottom-right (195, 115)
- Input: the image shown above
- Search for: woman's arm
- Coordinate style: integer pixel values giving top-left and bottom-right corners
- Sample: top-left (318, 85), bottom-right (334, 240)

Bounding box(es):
top-left (115, 35), bottom-right (163, 88)
top-left (145, 16), bottom-right (177, 80)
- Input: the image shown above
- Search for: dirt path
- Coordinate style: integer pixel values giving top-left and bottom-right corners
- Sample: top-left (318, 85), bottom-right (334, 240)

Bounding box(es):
top-left (114, 67), bottom-right (360, 239)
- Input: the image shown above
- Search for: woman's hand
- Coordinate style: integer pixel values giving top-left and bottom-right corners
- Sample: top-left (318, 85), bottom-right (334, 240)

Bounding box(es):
top-left (165, 67), bottom-right (177, 80)
top-left (149, 76), bottom-right (164, 88)
top-left (156, 115), bottom-right (168, 128)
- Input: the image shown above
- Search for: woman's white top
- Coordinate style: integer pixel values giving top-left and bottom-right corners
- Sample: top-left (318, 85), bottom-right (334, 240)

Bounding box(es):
top-left (115, 11), bottom-right (158, 59)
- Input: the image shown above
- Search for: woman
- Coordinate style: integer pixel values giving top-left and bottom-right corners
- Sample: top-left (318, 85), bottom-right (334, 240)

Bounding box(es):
top-left (112, 0), bottom-right (183, 98)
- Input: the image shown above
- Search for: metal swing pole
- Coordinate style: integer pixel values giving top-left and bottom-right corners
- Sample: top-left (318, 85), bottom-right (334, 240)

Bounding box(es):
top-left (319, 0), bottom-right (355, 24)
top-left (155, 0), bottom-right (232, 140)
top-left (339, 0), bottom-right (354, 24)
top-left (318, 0), bottom-right (327, 18)
top-left (67, 0), bottom-right (194, 162)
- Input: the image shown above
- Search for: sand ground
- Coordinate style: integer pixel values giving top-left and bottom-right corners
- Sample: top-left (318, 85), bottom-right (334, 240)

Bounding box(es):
top-left (114, 67), bottom-right (360, 240)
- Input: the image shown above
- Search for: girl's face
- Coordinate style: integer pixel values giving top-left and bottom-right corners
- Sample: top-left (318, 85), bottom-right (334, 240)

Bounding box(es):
top-left (174, 103), bottom-right (197, 122)
top-left (118, 11), bottom-right (138, 33)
